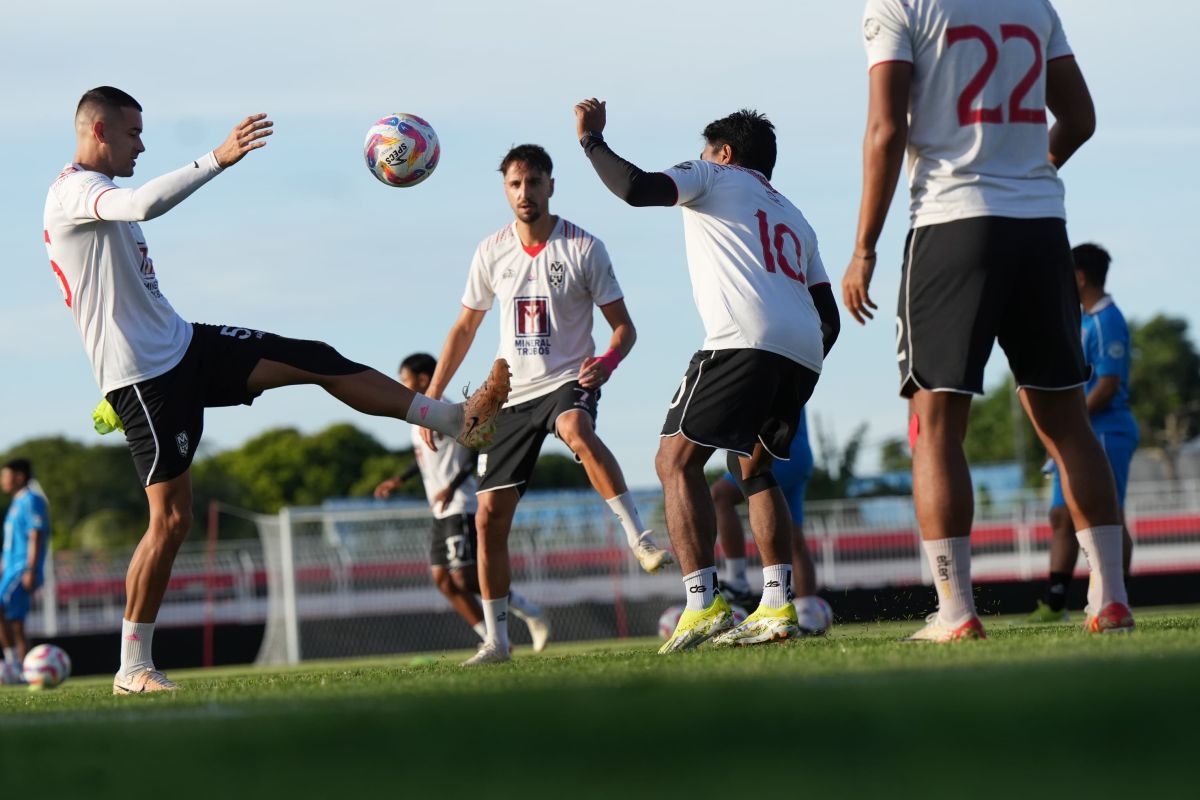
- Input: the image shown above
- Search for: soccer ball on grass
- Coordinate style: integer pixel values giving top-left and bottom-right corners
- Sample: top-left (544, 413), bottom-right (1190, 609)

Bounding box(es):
top-left (23, 643), bottom-right (71, 690)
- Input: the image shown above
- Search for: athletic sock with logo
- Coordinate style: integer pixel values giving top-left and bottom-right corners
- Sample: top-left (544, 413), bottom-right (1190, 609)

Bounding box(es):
top-left (605, 493), bottom-right (648, 549)
top-left (1076, 526), bottom-right (1128, 609)
top-left (506, 590), bottom-right (542, 620)
top-left (760, 563), bottom-right (793, 608)
top-left (682, 567), bottom-right (719, 611)
top-left (921, 537), bottom-right (975, 625)
top-left (722, 557), bottom-right (748, 588)
top-left (1045, 571), bottom-right (1072, 612)
top-left (482, 597), bottom-right (510, 652)
top-left (404, 393), bottom-right (463, 438)
top-left (119, 619), bottom-right (155, 679)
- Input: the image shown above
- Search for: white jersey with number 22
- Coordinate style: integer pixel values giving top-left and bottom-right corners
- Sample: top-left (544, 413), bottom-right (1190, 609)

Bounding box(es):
top-left (862, 0), bottom-right (1074, 227)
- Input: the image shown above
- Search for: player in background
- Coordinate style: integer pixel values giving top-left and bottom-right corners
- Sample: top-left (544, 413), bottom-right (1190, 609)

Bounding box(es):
top-left (711, 408), bottom-right (829, 634)
top-left (375, 353), bottom-right (550, 651)
top-left (576, 100), bottom-right (841, 651)
top-left (0, 459), bottom-right (49, 682)
top-left (1027, 244), bottom-right (1137, 622)
top-left (843, 0), bottom-right (1133, 640)
top-left (423, 144), bottom-right (672, 666)
top-left (44, 87), bottom-right (511, 694)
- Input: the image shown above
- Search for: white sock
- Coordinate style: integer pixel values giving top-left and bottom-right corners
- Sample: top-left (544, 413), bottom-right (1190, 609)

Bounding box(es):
top-left (760, 564), bottom-right (793, 608)
top-left (922, 537), bottom-right (975, 625)
top-left (119, 619), bottom-right (155, 678)
top-left (472, 621), bottom-right (487, 640)
top-left (507, 590), bottom-right (541, 620)
top-left (723, 557), bottom-right (748, 586)
top-left (1076, 525), bottom-right (1128, 609)
top-left (482, 597), bottom-right (510, 651)
top-left (3, 647), bottom-right (16, 668)
top-left (606, 493), bottom-right (648, 549)
top-left (405, 393), bottom-right (463, 438)
top-left (683, 567), bottom-right (719, 611)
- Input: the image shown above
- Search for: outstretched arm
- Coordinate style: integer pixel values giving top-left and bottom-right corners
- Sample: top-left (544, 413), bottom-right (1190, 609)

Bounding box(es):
top-left (575, 98), bottom-right (676, 207)
top-left (94, 114), bottom-right (273, 222)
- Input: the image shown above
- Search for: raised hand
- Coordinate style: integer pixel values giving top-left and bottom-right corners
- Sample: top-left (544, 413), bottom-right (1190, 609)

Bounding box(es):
top-left (574, 98), bottom-right (607, 141)
top-left (214, 113), bottom-right (273, 168)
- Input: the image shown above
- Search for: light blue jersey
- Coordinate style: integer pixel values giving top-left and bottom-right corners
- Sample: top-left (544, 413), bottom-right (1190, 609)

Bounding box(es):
top-left (1082, 296), bottom-right (1138, 438)
top-left (723, 408), bottom-right (814, 525)
top-left (2, 488), bottom-right (49, 585)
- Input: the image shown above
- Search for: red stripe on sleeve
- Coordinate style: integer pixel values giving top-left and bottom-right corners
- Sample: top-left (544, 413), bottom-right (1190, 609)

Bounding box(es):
top-left (868, 59), bottom-right (913, 73)
top-left (92, 187), bottom-right (115, 220)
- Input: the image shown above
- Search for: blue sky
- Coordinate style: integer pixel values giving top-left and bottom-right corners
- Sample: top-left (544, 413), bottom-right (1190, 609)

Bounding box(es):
top-left (2, 1), bottom-right (1196, 488)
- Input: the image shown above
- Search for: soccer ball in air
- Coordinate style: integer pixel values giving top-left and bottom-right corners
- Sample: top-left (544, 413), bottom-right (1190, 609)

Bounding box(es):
top-left (23, 644), bottom-right (71, 690)
top-left (363, 113), bottom-right (440, 187)
top-left (657, 604), bottom-right (747, 640)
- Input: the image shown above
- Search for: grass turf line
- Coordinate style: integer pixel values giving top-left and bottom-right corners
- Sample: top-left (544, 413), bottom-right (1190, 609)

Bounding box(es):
top-left (1, 609), bottom-right (1196, 798)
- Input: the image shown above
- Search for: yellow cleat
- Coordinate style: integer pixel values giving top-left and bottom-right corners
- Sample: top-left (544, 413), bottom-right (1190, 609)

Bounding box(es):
top-left (710, 602), bottom-right (801, 647)
top-left (658, 595), bottom-right (734, 654)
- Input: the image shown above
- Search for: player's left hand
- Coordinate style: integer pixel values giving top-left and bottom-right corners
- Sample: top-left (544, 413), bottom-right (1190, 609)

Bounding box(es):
top-left (577, 356), bottom-right (610, 389)
top-left (842, 253), bottom-right (879, 325)
top-left (433, 486), bottom-right (453, 513)
top-left (574, 98), bottom-right (607, 141)
top-left (214, 113), bottom-right (273, 168)
top-left (21, 570), bottom-right (34, 591)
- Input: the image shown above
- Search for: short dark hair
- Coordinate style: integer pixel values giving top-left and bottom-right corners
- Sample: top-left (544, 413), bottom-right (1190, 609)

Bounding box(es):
top-left (400, 353), bottom-right (437, 377)
top-left (702, 110), bottom-right (777, 180)
top-left (2, 459), bottom-right (31, 479)
top-left (499, 144), bottom-right (553, 177)
top-left (1072, 243), bottom-right (1111, 289)
top-left (76, 86), bottom-right (142, 119)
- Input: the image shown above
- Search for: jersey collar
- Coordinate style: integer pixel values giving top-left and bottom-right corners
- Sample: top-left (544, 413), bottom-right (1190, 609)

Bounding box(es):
top-left (1087, 295), bottom-right (1114, 315)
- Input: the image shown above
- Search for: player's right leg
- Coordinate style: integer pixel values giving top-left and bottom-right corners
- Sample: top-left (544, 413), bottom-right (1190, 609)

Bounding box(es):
top-left (463, 488), bottom-right (522, 665)
top-left (0, 609), bottom-right (22, 684)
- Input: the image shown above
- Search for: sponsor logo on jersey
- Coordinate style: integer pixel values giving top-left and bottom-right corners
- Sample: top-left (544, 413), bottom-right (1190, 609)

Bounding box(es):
top-left (514, 296), bottom-right (552, 356)
top-left (548, 261), bottom-right (566, 288)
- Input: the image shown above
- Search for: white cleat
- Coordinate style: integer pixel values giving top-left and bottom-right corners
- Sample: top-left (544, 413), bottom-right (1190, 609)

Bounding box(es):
top-left (902, 613), bottom-right (986, 642)
top-left (461, 641), bottom-right (512, 667)
top-left (633, 532), bottom-right (675, 573)
top-left (113, 669), bottom-right (179, 694)
top-left (525, 613), bottom-right (552, 653)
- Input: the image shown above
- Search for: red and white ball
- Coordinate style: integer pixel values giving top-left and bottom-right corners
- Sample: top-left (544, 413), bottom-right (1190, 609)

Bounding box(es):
top-left (23, 643), bottom-right (71, 690)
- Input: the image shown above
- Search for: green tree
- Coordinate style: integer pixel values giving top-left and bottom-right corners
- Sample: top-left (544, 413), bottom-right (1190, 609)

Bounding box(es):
top-left (529, 453), bottom-right (591, 490)
top-left (1130, 314), bottom-right (1200, 447)
top-left (879, 436), bottom-right (912, 472)
top-left (807, 420), bottom-right (868, 500)
top-left (962, 376), bottom-right (1044, 486)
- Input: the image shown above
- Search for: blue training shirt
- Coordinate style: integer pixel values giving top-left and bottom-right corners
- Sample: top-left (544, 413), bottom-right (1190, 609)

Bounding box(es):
top-left (2, 488), bottom-right (50, 584)
top-left (1082, 296), bottom-right (1138, 437)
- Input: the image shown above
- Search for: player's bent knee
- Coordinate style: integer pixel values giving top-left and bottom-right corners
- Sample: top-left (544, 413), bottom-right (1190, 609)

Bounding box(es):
top-left (741, 471), bottom-right (778, 497)
top-left (263, 337), bottom-right (369, 378)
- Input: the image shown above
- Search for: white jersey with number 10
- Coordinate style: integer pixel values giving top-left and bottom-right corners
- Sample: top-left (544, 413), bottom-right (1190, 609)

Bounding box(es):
top-left (660, 160), bottom-right (829, 374)
top-left (862, 0), bottom-right (1074, 228)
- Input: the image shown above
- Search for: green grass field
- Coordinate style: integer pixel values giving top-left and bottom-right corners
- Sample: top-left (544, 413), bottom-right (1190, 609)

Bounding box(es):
top-left (3, 609), bottom-right (1198, 798)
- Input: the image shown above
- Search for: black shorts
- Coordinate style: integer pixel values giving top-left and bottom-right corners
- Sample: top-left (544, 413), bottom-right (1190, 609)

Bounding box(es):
top-left (896, 217), bottom-right (1088, 398)
top-left (106, 323), bottom-right (362, 487)
top-left (661, 348), bottom-right (818, 459)
top-left (476, 381), bottom-right (599, 496)
top-left (430, 514), bottom-right (478, 570)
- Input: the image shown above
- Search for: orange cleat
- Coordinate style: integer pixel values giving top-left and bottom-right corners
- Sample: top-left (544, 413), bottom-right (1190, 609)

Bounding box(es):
top-left (903, 613), bottom-right (987, 642)
top-left (1084, 602), bottom-right (1135, 634)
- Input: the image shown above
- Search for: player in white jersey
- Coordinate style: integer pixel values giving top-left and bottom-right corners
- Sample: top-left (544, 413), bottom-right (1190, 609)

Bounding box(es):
top-left (422, 144), bottom-right (672, 666)
top-left (375, 353), bottom-right (550, 651)
top-left (843, 0), bottom-right (1133, 640)
top-left (43, 87), bottom-right (512, 694)
top-left (576, 100), bottom-right (841, 651)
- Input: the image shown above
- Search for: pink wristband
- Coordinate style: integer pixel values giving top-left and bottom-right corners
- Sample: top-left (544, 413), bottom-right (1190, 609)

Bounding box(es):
top-left (596, 348), bottom-right (622, 373)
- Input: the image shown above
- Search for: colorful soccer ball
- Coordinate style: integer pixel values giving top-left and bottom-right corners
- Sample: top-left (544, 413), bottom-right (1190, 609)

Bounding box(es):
top-left (798, 596), bottom-right (834, 635)
top-left (656, 603), bottom-right (747, 640)
top-left (23, 643), bottom-right (71, 690)
top-left (363, 113), bottom-right (440, 187)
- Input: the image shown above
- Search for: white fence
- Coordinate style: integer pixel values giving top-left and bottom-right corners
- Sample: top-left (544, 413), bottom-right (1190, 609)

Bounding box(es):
top-left (23, 481), bottom-right (1200, 665)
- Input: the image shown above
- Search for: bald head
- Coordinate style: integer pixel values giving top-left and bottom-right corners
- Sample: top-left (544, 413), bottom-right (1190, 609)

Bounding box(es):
top-left (74, 86), bottom-right (145, 178)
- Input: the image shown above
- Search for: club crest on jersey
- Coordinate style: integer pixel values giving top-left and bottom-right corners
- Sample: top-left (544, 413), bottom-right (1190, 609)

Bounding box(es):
top-left (514, 296), bottom-right (551, 356)
top-left (175, 431), bottom-right (190, 458)
top-left (548, 261), bottom-right (566, 288)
